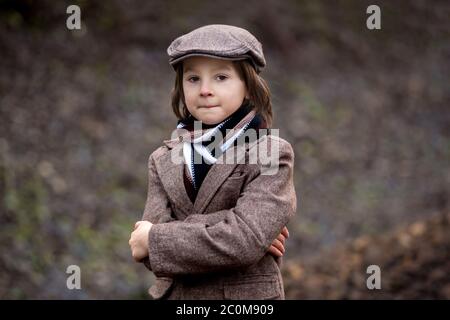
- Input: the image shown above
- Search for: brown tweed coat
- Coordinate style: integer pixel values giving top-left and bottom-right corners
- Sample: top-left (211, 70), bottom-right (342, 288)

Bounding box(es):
top-left (140, 132), bottom-right (297, 300)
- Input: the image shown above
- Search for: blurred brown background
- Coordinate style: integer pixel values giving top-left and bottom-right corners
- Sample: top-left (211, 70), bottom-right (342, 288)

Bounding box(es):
top-left (0, 0), bottom-right (449, 299)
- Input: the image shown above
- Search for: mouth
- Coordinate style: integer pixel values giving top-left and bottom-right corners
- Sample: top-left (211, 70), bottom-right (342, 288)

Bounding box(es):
top-left (199, 105), bottom-right (219, 109)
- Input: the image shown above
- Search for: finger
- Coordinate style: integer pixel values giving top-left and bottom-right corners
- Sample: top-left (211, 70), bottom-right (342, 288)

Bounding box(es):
top-left (277, 233), bottom-right (286, 244)
top-left (281, 226), bottom-right (289, 238)
top-left (134, 221), bottom-right (142, 229)
top-left (132, 249), bottom-right (140, 262)
top-left (271, 239), bottom-right (285, 253)
top-left (268, 245), bottom-right (283, 257)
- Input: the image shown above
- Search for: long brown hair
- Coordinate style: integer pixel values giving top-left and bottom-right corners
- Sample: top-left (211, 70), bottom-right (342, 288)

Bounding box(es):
top-left (170, 59), bottom-right (273, 127)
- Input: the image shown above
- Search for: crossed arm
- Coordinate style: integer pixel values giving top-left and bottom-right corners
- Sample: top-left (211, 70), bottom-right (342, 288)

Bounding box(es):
top-left (130, 221), bottom-right (289, 266)
top-left (129, 142), bottom-right (296, 276)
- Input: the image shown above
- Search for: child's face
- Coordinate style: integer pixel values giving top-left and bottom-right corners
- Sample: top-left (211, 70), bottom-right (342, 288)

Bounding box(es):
top-left (182, 56), bottom-right (248, 125)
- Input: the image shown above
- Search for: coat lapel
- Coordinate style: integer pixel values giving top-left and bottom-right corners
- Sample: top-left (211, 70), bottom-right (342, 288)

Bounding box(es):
top-left (193, 135), bottom-right (264, 214)
top-left (161, 139), bottom-right (239, 217)
top-left (154, 145), bottom-right (193, 220)
top-left (193, 161), bottom-right (238, 215)
top-left (160, 114), bottom-right (262, 217)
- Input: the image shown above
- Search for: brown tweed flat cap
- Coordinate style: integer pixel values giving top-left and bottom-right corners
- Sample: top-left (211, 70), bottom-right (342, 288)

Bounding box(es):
top-left (167, 24), bottom-right (266, 73)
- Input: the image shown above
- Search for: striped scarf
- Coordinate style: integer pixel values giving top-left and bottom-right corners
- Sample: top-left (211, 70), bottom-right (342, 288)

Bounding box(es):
top-left (177, 104), bottom-right (263, 198)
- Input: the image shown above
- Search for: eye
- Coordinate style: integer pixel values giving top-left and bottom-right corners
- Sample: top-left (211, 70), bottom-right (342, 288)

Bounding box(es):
top-left (186, 76), bottom-right (199, 83)
top-left (216, 75), bottom-right (228, 81)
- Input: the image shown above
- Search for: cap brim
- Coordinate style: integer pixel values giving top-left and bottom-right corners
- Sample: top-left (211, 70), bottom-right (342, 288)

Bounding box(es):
top-left (169, 52), bottom-right (260, 73)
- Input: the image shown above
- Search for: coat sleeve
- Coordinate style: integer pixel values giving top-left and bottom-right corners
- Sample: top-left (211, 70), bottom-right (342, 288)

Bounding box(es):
top-left (140, 148), bottom-right (177, 271)
top-left (147, 138), bottom-right (297, 277)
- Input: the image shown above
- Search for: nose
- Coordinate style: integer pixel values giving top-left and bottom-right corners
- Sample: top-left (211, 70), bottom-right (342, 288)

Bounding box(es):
top-left (199, 81), bottom-right (213, 97)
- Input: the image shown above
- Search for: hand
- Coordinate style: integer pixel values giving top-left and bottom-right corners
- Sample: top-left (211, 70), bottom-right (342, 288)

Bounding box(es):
top-left (129, 220), bottom-right (153, 262)
top-left (268, 226), bottom-right (289, 258)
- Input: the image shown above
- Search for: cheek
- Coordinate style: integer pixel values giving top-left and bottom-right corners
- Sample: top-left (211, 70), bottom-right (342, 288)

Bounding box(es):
top-left (183, 87), bottom-right (195, 105)
top-left (228, 82), bottom-right (246, 99)
top-left (225, 85), bottom-right (246, 105)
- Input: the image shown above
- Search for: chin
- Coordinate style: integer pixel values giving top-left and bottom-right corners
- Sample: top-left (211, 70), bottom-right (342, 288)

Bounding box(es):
top-left (201, 118), bottom-right (221, 125)
top-left (196, 112), bottom-right (226, 125)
